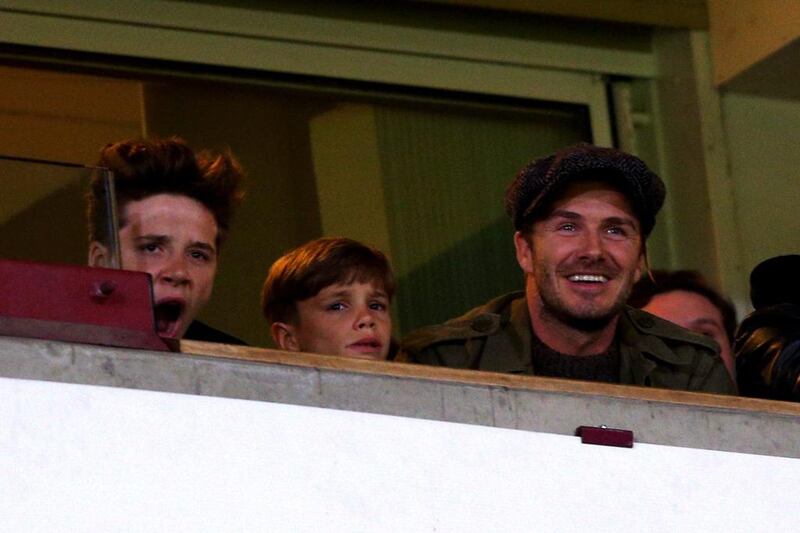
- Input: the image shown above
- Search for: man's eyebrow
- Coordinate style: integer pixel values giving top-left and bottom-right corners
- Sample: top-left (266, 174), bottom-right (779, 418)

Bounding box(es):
top-left (370, 289), bottom-right (389, 299)
top-left (547, 209), bottom-right (582, 220)
top-left (604, 216), bottom-right (638, 229)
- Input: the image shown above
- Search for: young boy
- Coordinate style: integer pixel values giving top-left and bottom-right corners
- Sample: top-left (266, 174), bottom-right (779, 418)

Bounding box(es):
top-left (261, 237), bottom-right (395, 360)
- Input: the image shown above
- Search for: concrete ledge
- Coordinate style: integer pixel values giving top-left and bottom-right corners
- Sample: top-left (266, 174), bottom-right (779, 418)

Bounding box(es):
top-left (1, 335), bottom-right (798, 458)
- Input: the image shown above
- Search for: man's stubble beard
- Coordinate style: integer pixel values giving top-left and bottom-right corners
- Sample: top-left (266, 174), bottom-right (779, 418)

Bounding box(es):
top-left (532, 260), bottom-right (633, 334)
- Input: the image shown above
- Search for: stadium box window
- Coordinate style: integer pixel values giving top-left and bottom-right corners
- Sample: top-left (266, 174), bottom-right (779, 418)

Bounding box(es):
top-left (0, 64), bottom-right (591, 344)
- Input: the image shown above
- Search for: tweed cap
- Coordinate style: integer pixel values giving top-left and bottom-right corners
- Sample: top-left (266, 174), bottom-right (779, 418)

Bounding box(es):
top-left (505, 144), bottom-right (666, 237)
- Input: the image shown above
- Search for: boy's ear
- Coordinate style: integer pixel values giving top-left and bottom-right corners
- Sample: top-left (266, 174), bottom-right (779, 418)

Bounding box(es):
top-left (271, 322), bottom-right (300, 352)
top-left (88, 241), bottom-right (110, 268)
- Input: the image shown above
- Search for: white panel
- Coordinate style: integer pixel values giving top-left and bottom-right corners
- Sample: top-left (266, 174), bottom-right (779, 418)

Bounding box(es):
top-left (1, 376), bottom-right (797, 532)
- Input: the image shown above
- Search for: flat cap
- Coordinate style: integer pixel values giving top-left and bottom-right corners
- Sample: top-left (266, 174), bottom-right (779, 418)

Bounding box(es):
top-left (505, 144), bottom-right (666, 237)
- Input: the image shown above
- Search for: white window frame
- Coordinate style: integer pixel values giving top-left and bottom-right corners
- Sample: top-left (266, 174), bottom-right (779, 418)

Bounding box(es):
top-left (0, 0), bottom-right (658, 146)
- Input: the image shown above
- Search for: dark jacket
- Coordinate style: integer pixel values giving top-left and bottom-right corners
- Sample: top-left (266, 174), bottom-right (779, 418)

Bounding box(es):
top-left (184, 320), bottom-right (248, 346)
top-left (399, 292), bottom-right (736, 394)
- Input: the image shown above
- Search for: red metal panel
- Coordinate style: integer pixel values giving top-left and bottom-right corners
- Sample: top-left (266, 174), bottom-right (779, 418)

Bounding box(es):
top-left (576, 425), bottom-right (634, 448)
top-left (0, 258), bottom-right (171, 351)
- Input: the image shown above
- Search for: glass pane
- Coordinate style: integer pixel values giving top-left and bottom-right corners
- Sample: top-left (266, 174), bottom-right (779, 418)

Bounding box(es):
top-left (145, 81), bottom-right (591, 340)
top-left (0, 65), bottom-right (592, 345)
top-left (374, 102), bottom-right (590, 333)
top-left (0, 156), bottom-right (118, 267)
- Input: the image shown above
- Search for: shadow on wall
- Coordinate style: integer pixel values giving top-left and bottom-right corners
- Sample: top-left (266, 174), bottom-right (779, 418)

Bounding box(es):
top-left (395, 216), bottom-right (523, 335)
top-left (0, 181), bottom-right (88, 266)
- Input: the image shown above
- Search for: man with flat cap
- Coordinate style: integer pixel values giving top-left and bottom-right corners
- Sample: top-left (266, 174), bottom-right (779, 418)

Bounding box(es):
top-left (399, 144), bottom-right (736, 393)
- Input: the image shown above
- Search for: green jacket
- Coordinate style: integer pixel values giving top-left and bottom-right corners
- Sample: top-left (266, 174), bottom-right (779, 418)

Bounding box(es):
top-left (399, 292), bottom-right (736, 394)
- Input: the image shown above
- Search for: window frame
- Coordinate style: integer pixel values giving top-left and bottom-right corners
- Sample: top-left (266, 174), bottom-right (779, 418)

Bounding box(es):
top-left (0, 0), bottom-right (659, 147)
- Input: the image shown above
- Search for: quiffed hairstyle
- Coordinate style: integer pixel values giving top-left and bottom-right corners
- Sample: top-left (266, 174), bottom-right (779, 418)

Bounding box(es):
top-left (261, 237), bottom-right (395, 324)
top-left (628, 269), bottom-right (737, 343)
top-left (87, 137), bottom-right (245, 246)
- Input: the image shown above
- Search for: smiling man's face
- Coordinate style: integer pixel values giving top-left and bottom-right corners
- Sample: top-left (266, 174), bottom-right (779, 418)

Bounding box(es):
top-left (515, 180), bottom-right (644, 332)
top-left (91, 193), bottom-right (219, 338)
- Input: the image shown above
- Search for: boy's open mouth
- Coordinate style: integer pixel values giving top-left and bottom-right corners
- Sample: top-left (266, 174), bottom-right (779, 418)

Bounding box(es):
top-left (154, 300), bottom-right (185, 337)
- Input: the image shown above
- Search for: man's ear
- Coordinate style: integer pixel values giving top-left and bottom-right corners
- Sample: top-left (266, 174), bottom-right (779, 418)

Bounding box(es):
top-left (88, 241), bottom-right (110, 268)
top-left (271, 322), bottom-right (300, 352)
top-left (513, 231), bottom-right (534, 274)
top-left (635, 243), bottom-right (648, 282)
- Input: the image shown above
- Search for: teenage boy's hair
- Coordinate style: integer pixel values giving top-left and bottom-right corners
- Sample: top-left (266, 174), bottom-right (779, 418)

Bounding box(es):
top-left (87, 136), bottom-right (245, 247)
top-left (261, 237), bottom-right (395, 324)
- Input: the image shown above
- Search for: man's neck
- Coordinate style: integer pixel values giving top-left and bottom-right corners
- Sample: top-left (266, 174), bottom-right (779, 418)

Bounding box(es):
top-left (527, 299), bottom-right (619, 356)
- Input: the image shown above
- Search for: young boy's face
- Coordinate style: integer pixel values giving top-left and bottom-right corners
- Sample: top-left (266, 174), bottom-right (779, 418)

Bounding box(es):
top-left (273, 280), bottom-right (391, 360)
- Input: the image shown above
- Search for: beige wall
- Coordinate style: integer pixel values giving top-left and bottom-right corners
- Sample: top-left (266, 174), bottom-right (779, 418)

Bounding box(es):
top-left (0, 65), bottom-right (141, 163)
top-left (709, 0), bottom-right (800, 86)
top-left (720, 93), bottom-right (800, 291)
top-left (309, 104), bottom-right (392, 254)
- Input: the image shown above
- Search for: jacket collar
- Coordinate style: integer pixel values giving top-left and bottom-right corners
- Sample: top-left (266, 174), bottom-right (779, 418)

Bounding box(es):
top-left (479, 295), bottom-right (533, 374)
top-left (479, 297), bottom-right (699, 382)
top-left (617, 307), bottom-right (697, 385)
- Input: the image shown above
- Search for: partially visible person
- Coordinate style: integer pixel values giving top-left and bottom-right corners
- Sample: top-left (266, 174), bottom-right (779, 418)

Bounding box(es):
top-left (736, 255), bottom-right (800, 401)
top-left (399, 144), bottom-right (735, 394)
top-left (261, 237), bottom-right (394, 360)
top-left (629, 270), bottom-right (736, 379)
top-left (87, 136), bottom-right (246, 343)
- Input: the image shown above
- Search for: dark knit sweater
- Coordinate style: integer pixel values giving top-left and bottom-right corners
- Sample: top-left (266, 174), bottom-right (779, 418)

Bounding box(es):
top-left (530, 332), bottom-right (620, 383)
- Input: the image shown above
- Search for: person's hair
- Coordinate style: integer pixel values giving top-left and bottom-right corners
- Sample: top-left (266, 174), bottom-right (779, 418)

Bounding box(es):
top-left (628, 269), bottom-right (737, 343)
top-left (261, 237), bottom-right (395, 324)
top-left (87, 136), bottom-right (245, 246)
top-left (735, 303), bottom-right (800, 401)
